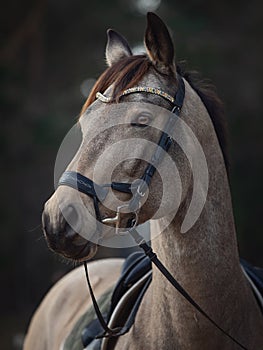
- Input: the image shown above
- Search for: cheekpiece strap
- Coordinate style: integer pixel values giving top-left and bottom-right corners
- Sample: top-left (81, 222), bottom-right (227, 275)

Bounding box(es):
top-left (173, 75), bottom-right (185, 110)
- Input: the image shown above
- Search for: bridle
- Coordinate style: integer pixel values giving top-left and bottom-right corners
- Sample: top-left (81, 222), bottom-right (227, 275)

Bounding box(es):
top-left (58, 75), bottom-right (248, 350)
top-left (58, 75), bottom-right (185, 234)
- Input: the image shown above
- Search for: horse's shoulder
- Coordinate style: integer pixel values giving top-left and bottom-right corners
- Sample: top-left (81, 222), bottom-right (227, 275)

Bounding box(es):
top-left (36, 258), bottom-right (123, 314)
top-left (53, 258), bottom-right (123, 296)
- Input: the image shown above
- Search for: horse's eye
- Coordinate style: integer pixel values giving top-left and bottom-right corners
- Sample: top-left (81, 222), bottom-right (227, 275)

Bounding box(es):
top-left (131, 113), bottom-right (151, 127)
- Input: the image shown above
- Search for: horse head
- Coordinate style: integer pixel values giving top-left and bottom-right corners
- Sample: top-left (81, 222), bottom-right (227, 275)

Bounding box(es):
top-left (42, 13), bottom-right (213, 261)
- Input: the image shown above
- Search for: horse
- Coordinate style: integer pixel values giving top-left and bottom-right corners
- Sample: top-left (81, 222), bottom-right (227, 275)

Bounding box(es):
top-left (24, 12), bottom-right (263, 350)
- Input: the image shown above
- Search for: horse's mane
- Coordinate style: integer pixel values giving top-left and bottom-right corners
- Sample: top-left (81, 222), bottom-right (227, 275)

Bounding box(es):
top-left (177, 64), bottom-right (229, 174)
top-left (81, 55), bottom-right (229, 174)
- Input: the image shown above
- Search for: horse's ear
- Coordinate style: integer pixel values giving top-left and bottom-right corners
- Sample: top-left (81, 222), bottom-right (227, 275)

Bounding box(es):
top-left (105, 29), bottom-right (132, 67)
top-left (144, 12), bottom-right (175, 73)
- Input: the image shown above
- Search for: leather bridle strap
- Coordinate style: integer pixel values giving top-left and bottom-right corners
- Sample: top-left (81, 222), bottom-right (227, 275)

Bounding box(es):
top-left (128, 77), bottom-right (185, 212)
top-left (58, 171), bottom-right (133, 223)
top-left (59, 171), bottom-right (133, 199)
top-left (129, 227), bottom-right (249, 350)
top-left (84, 262), bottom-right (122, 337)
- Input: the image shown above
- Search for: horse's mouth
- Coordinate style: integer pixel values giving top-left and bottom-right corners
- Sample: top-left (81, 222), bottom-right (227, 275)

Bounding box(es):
top-left (45, 233), bottom-right (98, 262)
top-left (62, 241), bottom-right (98, 262)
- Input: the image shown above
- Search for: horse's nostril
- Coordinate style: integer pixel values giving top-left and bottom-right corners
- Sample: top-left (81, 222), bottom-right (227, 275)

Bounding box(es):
top-left (64, 222), bottom-right (87, 246)
top-left (42, 203), bottom-right (84, 241)
top-left (42, 208), bottom-right (66, 237)
top-left (63, 204), bottom-right (80, 231)
top-left (64, 222), bottom-right (77, 239)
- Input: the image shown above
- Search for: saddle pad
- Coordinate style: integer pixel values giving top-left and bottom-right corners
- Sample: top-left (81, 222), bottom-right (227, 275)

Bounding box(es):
top-left (109, 251), bottom-right (151, 317)
top-left (63, 286), bottom-right (114, 350)
top-left (241, 259), bottom-right (263, 312)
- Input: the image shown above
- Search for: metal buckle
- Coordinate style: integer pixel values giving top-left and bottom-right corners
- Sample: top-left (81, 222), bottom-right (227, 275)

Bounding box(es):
top-left (101, 204), bottom-right (139, 235)
top-left (137, 184), bottom-right (146, 197)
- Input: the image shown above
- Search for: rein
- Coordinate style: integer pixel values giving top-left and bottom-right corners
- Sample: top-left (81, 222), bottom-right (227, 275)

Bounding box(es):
top-left (83, 227), bottom-right (248, 350)
top-left (59, 76), bottom-right (248, 350)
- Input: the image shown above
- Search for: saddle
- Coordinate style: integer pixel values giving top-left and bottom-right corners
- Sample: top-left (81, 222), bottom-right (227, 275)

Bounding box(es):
top-left (81, 254), bottom-right (263, 350)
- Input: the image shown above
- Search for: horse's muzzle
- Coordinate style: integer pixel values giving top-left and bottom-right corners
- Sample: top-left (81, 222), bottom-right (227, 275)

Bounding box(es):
top-left (42, 208), bottom-right (97, 261)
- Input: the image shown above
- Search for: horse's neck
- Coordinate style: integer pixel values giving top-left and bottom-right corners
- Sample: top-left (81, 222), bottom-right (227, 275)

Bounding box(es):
top-left (151, 169), bottom-right (240, 292)
top-left (139, 169), bottom-right (262, 349)
top-left (117, 167), bottom-right (263, 350)
top-left (116, 82), bottom-right (263, 349)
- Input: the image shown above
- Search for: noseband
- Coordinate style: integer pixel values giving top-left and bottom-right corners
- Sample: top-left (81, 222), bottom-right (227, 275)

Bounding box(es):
top-left (58, 75), bottom-right (185, 232)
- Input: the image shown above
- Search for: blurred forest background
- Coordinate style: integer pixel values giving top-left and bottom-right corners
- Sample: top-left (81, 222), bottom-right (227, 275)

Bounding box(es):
top-left (1, 0), bottom-right (262, 348)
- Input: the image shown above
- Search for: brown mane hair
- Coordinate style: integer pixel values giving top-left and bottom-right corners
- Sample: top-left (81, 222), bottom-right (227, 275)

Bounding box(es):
top-left (81, 55), bottom-right (229, 174)
top-left (177, 64), bottom-right (229, 174)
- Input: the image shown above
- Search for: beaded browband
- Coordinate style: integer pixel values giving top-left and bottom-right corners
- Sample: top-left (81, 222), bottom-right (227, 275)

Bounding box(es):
top-left (96, 86), bottom-right (175, 104)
